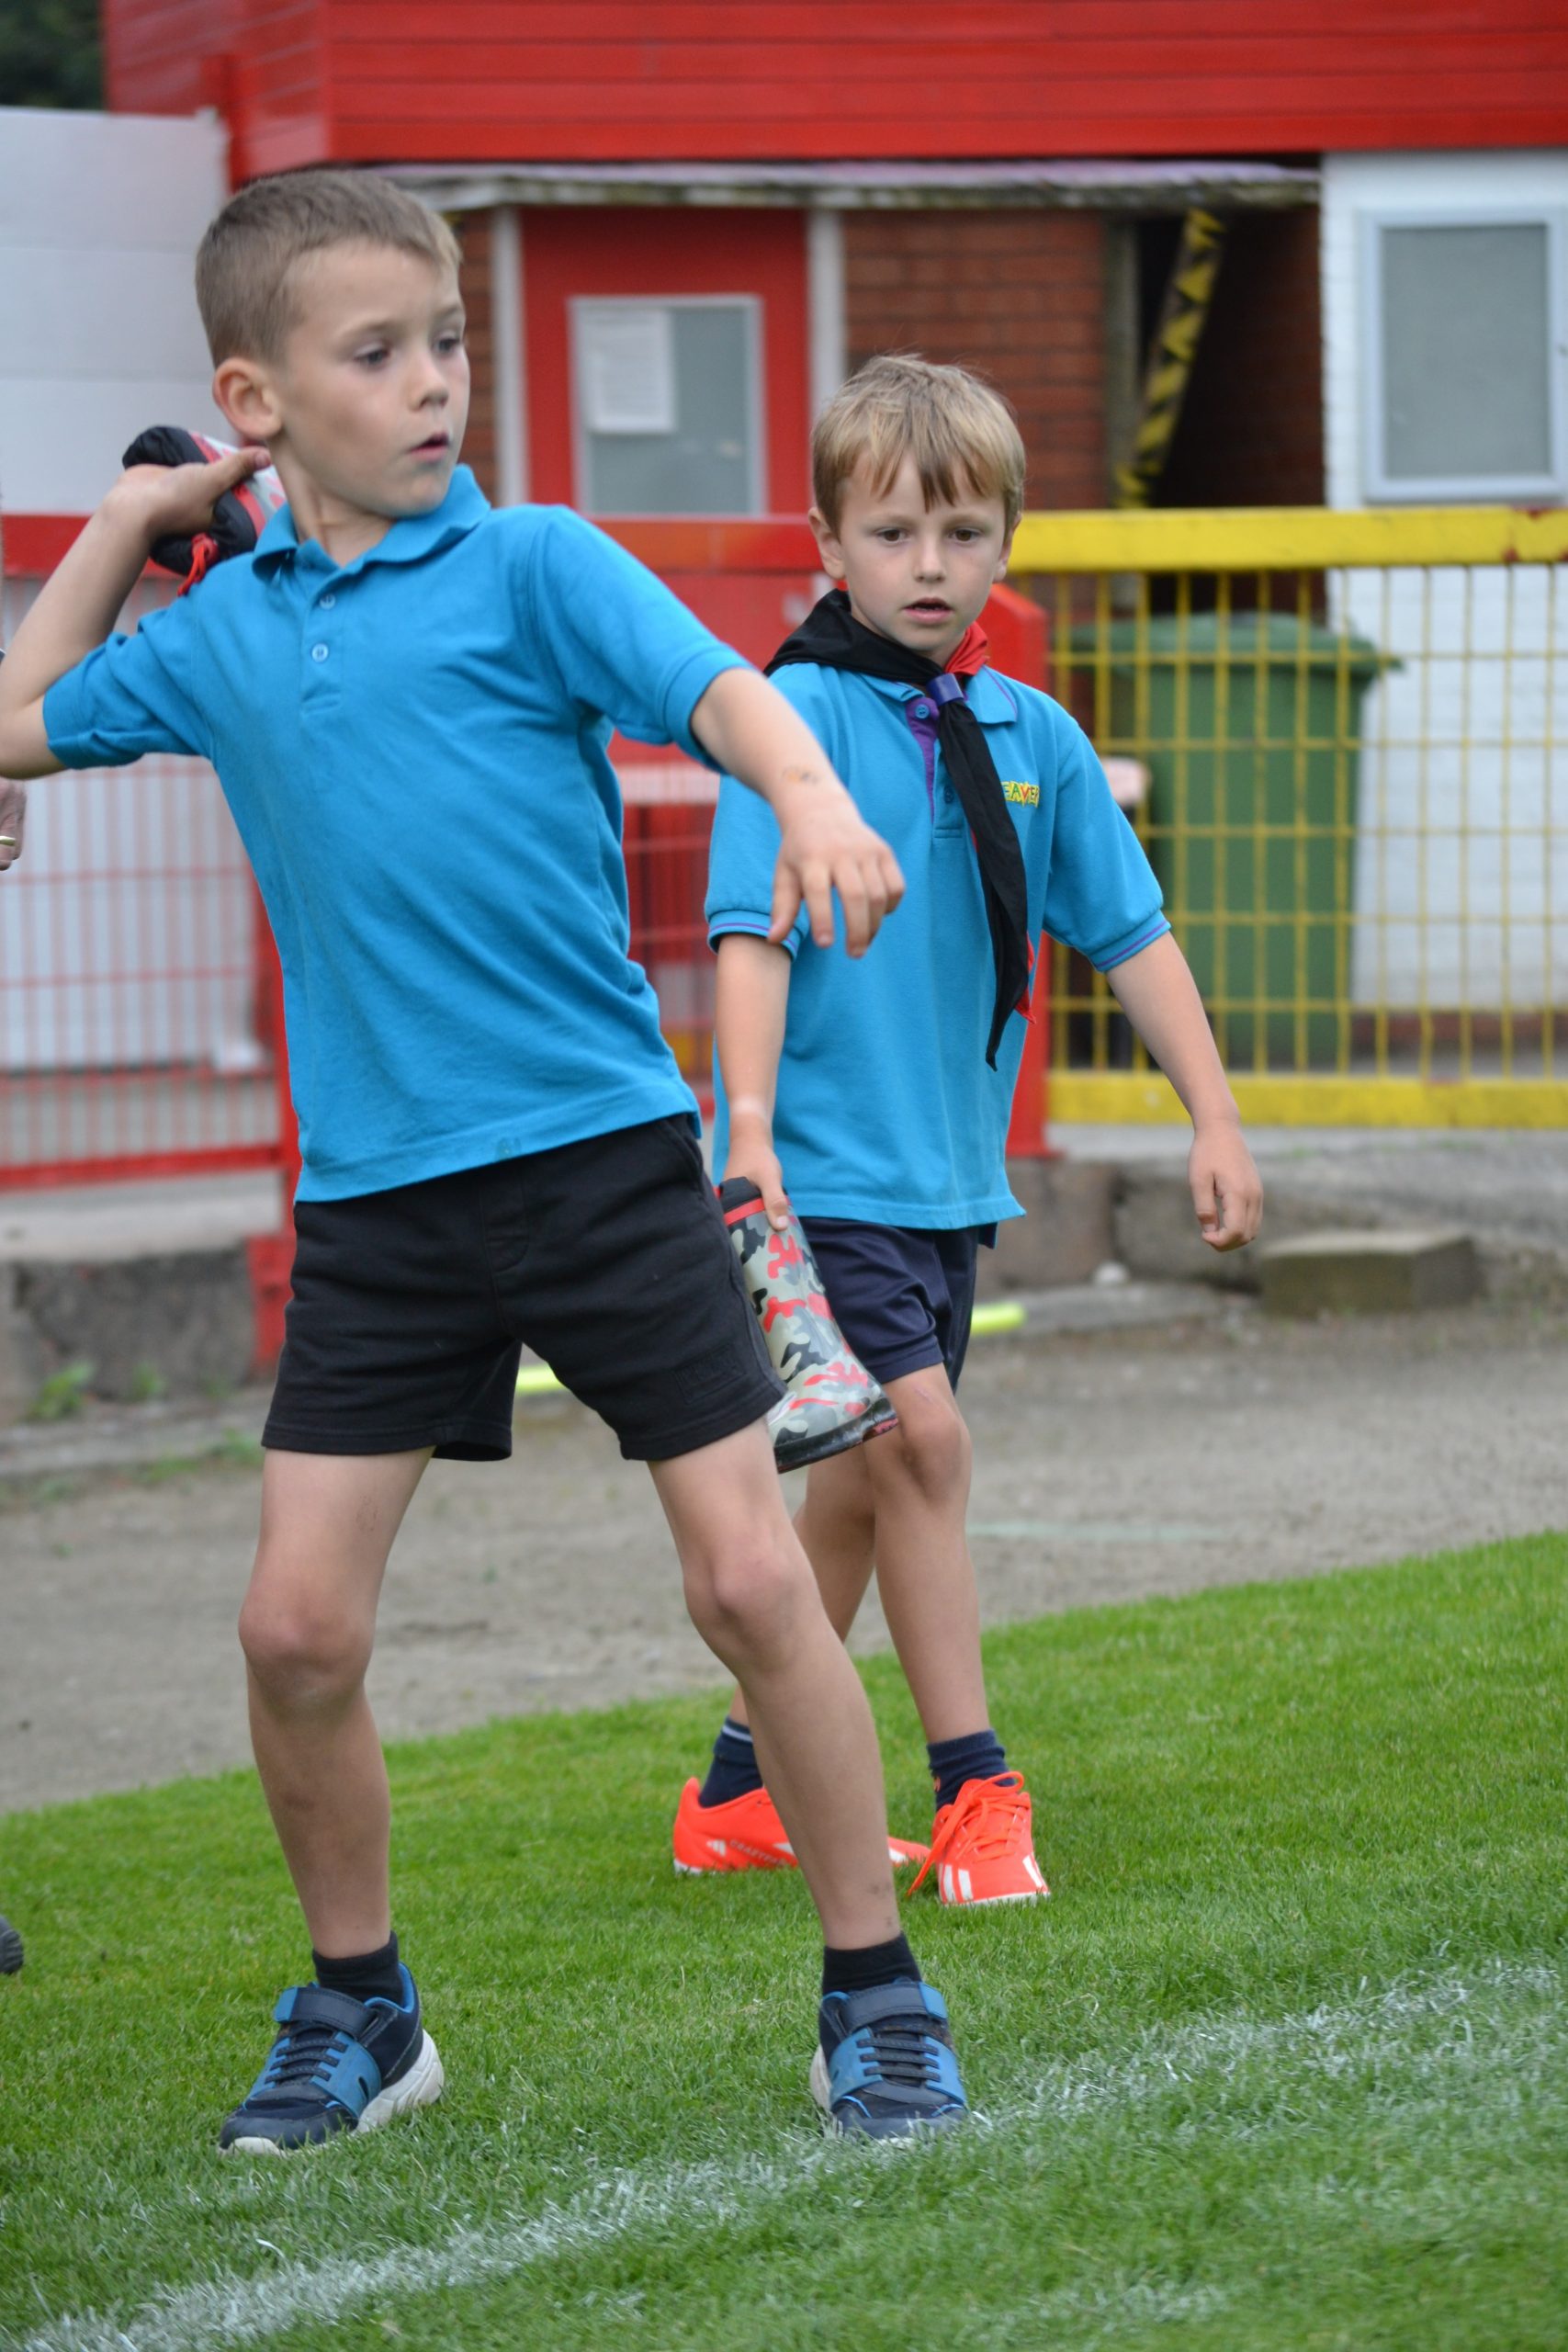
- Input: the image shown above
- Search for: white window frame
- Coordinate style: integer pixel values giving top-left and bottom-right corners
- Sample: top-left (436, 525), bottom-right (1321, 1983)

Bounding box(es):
top-left (569, 294), bottom-right (765, 516)
top-left (1359, 206), bottom-right (1568, 503)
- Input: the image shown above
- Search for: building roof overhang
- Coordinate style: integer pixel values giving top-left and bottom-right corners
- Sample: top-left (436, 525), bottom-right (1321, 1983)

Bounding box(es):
top-left (387, 157), bottom-right (1320, 215)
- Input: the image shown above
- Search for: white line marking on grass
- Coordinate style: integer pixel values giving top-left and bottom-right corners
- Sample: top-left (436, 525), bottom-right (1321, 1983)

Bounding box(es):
top-left (23, 1961), bottom-right (1562, 2352)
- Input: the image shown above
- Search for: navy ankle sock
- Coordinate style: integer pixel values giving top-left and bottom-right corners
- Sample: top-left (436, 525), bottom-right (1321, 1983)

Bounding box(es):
top-left (699, 1715), bottom-right (765, 1808)
top-left (927, 1727), bottom-right (1008, 1813)
top-left (311, 1929), bottom-right (404, 2007)
top-left (821, 1932), bottom-right (921, 2001)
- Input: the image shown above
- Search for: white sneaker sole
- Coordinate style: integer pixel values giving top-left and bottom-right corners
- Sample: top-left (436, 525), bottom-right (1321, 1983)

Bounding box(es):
top-left (940, 1886), bottom-right (1048, 1906)
top-left (935, 1856), bottom-right (1050, 1905)
top-left (674, 1843), bottom-right (923, 1876)
top-left (221, 2029), bottom-right (445, 2155)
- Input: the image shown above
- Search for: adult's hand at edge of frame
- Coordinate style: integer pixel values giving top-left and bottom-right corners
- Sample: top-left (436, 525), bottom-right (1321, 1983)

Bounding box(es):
top-left (0, 777), bottom-right (26, 872)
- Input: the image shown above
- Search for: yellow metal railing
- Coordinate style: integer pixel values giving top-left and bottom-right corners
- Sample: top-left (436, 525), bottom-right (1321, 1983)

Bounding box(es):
top-left (1009, 506), bottom-right (1568, 1126)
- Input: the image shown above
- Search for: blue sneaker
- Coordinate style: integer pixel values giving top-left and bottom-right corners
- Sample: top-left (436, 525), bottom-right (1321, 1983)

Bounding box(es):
top-left (810, 1979), bottom-right (969, 2139)
top-left (218, 1965), bottom-right (444, 2154)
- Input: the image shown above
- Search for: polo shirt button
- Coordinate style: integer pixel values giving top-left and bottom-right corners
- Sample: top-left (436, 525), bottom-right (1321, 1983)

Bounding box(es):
top-left (319, 593), bottom-right (337, 609)
top-left (310, 643), bottom-right (329, 662)
top-left (913, 700), bottom-right (931, 718)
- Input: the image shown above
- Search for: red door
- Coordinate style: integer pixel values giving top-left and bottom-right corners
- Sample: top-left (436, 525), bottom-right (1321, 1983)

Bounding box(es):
top-left (522, 207), bottom-right (811, 523)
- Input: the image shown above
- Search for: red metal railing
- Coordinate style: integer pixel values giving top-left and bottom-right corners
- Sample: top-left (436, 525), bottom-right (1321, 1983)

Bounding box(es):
top-left (1, 520), bottom-right (1049, 1371)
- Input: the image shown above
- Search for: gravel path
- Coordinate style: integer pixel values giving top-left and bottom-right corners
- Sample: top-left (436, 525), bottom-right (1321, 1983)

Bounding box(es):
top-left (4, 1292), bottom-right (1564, 1812)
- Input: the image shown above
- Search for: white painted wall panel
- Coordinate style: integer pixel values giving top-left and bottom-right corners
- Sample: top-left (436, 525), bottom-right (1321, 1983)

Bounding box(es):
top-left (0, 579), bottom-right (255, 1079)
top-left (1322, 151), bottom-right (1568, 1015)
top-left (0, 107), bottom-right (229, 250)
top-left (0, 106), bottom-right (226, 514)
top-left (0, 109), bottom-right (248, 1080)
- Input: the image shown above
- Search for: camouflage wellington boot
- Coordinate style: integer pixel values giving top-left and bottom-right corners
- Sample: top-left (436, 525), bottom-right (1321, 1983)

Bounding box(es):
top-left (718, 1178), bottom-right (899, 1474)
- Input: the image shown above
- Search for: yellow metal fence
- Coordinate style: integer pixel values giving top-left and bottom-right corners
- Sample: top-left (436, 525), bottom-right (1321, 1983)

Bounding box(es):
top-left (1010, 506), bottom-right (1568, 1126)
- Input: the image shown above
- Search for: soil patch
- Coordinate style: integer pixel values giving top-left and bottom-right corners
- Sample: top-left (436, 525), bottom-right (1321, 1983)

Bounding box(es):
top-left (3, 1295), bottom-right (1564, 1810)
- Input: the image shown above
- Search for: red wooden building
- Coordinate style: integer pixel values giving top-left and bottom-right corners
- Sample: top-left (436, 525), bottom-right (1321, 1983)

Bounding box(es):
top-left (100, 3), bottom-right (1568, 538)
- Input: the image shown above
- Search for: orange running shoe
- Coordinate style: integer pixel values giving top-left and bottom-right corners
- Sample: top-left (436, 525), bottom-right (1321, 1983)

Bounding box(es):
top-left (907, 1771), bottom-right (1048, 1906)
top-left (671, 1779), bottom-right (929, 1875)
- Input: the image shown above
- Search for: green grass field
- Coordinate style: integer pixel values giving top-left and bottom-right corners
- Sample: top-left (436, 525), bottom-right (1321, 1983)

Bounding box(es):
top-left (3, 1532), bottom-right (1566, 2351)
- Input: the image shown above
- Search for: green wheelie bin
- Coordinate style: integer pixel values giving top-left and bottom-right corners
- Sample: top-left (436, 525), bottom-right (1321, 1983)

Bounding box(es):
top-left (1075, 613), bottom-right (1383, 1066)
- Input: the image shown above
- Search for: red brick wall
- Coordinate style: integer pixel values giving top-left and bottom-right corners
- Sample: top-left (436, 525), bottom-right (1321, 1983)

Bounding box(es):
top-left (844, 211), bottom-right (1108, 511)
top-left (456, 210), bottom-right (497, 502)
top-left (1156, 210), bottom-right (1324, 508)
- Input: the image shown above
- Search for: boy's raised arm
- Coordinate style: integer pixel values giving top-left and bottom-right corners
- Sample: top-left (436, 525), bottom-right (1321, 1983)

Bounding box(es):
top-left (0, 447), bottom-right (263, 779)
top-left (689, 667), bottom-right (903, 958)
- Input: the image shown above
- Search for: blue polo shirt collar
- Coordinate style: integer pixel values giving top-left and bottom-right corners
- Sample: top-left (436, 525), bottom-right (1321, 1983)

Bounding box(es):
top-left (254, 464), bottom-right (491, 576)
top-left (860, 667), bottom-right (1019, 727)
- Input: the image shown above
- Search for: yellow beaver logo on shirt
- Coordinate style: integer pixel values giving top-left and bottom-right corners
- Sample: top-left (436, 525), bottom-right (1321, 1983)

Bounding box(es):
top-left (1001, 780), bottom-right (1040, 807)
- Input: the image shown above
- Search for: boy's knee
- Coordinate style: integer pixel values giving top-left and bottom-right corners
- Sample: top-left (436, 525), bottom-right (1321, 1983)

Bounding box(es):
top-left (877, 1382), bottom-right (971, 1499)
top-left (683, 1533), bottom-right (813, 1660)
top-left (239, 1582), bottom-right (371, 1704)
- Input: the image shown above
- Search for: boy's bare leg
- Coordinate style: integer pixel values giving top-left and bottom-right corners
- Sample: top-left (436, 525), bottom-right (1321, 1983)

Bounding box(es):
top-left (793, 1448), bottom-right (879, 1635)
top-left (240, 1446), bottom-right (430, 1958)
top-left (851, 1365), bottom-right (988, 1742)
top-left (723, 1448), bottom-right (875, 1728)
top-left (652, 1420), bottom-right (900, 1949)
top-left (727, 1365), bottom-right (987, 1744)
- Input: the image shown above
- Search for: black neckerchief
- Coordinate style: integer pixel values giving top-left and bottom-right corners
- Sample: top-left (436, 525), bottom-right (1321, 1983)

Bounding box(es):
top-left (767, 590), bottom-right (1030, 1067)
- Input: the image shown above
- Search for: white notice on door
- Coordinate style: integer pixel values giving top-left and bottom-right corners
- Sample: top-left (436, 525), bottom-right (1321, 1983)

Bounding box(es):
top-left (578, 304), bottom-right (676, 435)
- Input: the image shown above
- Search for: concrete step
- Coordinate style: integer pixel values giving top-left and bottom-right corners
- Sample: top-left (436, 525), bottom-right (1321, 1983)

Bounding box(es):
top-left (1260, 1227), bottom-right (1481, 1316)
top-left (0, 1249), bottom-right (257, 1421)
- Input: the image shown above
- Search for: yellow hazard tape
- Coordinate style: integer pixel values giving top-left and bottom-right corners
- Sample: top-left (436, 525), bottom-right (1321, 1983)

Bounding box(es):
top-left (514, 1298), bottom-right (1030, 1396)
top-left (1113, 206), bottom-right (1225, 511)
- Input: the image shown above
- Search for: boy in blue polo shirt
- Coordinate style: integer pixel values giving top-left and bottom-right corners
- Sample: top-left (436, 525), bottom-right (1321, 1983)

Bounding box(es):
top-left (0, 175), bottom-right (969, 2149)
top-left (673, 356), bottom-right (1262, 1900)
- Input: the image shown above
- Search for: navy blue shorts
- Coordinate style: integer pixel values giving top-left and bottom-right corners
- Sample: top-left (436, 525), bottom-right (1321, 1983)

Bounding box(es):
top-left (798, 1218), bottom-right (994, 1393)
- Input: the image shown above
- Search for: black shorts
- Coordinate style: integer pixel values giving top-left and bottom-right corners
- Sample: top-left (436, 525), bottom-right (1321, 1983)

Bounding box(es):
top-left (799, 1217), bottom-right (994, 1393)
top-left (264, 1116), bottom-right (784, 1464)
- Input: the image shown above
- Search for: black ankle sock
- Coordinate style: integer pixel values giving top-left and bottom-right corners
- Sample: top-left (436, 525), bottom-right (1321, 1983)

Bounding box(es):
top-left (311, 1930), bottom-right (403, 2007)
top-left (699, 1714), bottom-right (765, 1808)
top-left (821, 1932), bottom-right (921, 2000)
top-left (927, 1727), bottom-right (1008, 1813)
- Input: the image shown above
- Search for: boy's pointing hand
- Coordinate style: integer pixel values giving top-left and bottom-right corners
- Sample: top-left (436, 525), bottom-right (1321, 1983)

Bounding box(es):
top-left (687, 672), bottom-right (903, 957)
top-left (770, 774), bottom-right (905, 958)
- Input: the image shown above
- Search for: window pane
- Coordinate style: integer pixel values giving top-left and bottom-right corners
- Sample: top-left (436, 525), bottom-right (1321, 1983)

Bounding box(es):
top-left (579, 302), bottom-right (758, 514)
top-left (1381, 222), bottom-right (1552, 483)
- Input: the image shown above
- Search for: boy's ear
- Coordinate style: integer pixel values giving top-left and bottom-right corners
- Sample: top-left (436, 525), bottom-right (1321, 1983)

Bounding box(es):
top-left (807, 504), bottom-right (847, 584)
top-left (212, 356), bottom-right (283, 447)
top-left (994, 526), bottom-right (1016, 582)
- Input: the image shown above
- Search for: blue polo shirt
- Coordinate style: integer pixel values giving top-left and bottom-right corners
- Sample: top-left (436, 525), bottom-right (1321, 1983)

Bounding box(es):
top-left (706, 662), bottom-right (1168, 1227)
top-left (44, 470), bottom-right (748, 1199)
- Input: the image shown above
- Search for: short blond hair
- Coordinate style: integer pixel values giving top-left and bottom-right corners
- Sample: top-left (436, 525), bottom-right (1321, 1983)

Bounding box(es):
top-left (196, 168), bottom-right (462, 365)
top-left (812, 355), bottom-right (1026, 535)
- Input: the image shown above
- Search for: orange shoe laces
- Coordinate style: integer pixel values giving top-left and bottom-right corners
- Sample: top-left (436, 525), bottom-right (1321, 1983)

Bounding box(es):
top-left (907, 1771), bottom-right (1030, 1896)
